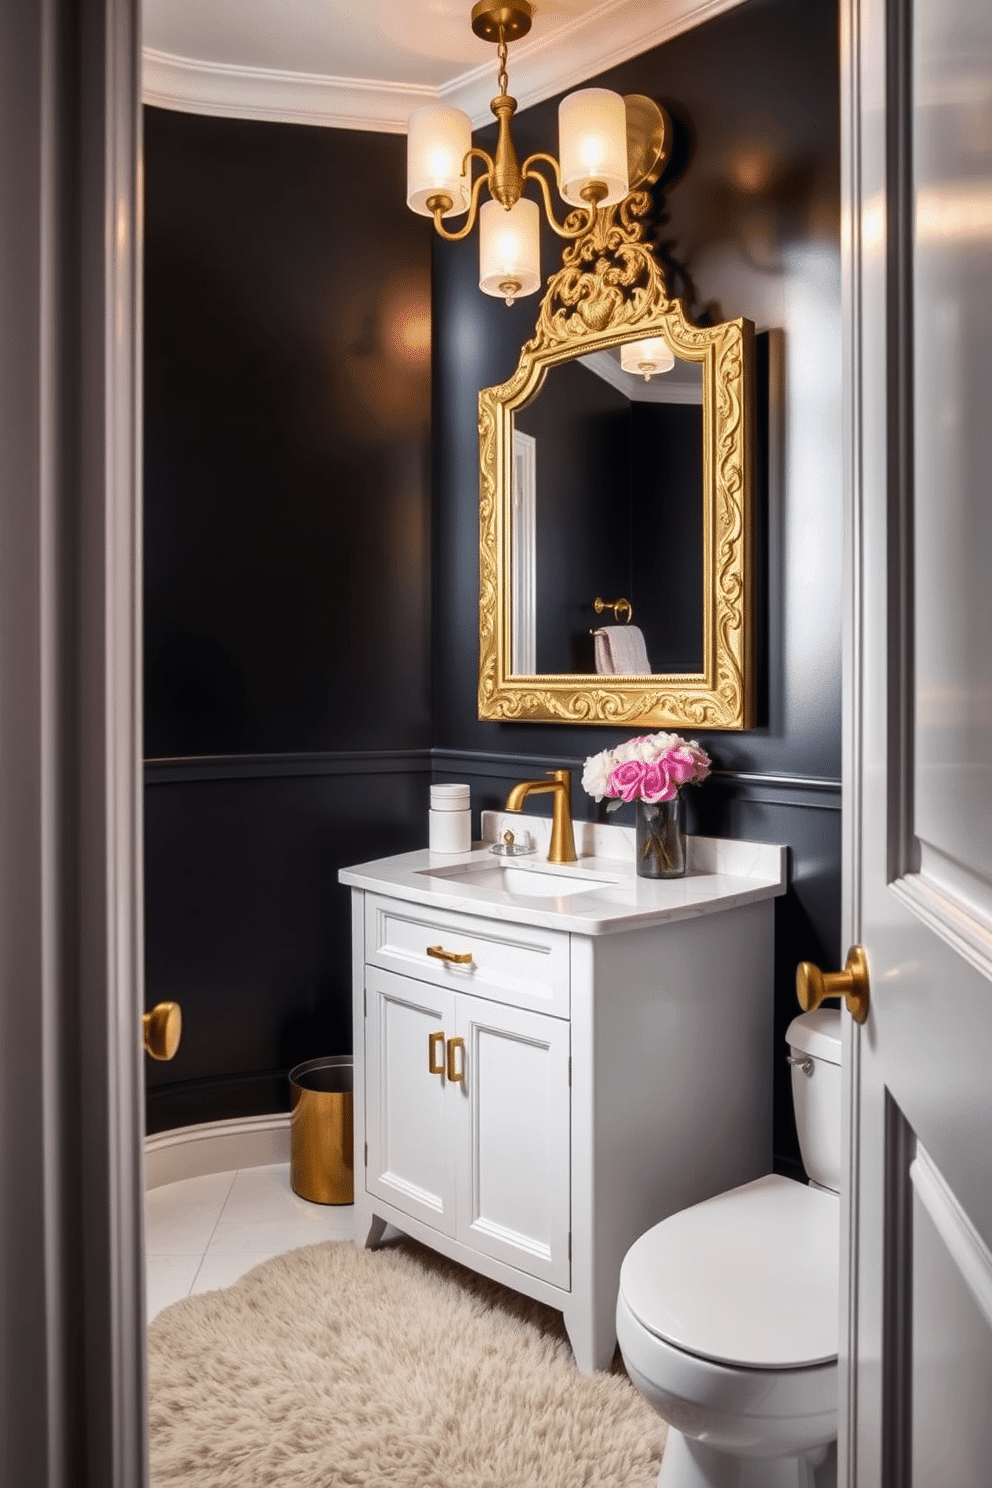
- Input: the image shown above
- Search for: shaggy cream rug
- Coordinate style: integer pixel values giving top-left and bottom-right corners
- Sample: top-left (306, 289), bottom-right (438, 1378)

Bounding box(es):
top-left (148, 1238), bottom-right (666, 1487)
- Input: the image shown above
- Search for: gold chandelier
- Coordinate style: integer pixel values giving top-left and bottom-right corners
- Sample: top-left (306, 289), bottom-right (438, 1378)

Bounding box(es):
top-left (405, 0), bottom-right (668, 304)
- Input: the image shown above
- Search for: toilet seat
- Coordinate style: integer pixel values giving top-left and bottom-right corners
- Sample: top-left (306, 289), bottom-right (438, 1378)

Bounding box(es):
top-left (619, 1175), bottom-right (839, 1370)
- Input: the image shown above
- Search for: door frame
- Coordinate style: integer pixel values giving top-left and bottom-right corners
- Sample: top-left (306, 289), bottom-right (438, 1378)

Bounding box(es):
top-left (838, 0), bottom-right (865, 1478)
top-left (0, 1), bottom-right (146, 1482)
top-left (838, 0), bottom-right (917, 1480)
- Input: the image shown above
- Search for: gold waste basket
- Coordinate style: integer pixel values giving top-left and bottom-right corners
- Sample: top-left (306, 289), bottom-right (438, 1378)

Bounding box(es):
top-left (288, 1056), bottom-right (354, 1204)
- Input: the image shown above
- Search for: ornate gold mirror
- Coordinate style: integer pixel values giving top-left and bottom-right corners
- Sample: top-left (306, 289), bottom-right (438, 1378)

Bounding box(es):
top-left (478, 143), bottom-right (755, 730)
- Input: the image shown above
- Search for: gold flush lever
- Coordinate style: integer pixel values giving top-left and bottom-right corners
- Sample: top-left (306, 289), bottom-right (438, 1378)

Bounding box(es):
top-left (796, 945), bottom-right (870, 1024)
top-left (143, 1001), bottom-right (182, 1061)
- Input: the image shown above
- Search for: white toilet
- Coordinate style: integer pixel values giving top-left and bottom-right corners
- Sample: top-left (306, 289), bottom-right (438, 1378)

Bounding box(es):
top-left (616, 1008), bottom-right (842, 1488)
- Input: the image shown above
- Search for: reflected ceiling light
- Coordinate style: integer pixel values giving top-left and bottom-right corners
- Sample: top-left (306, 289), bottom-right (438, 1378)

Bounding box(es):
top-left (620, 337), bottom-right (676, 381)
top-left (406, 1), bottom-right (668, 304)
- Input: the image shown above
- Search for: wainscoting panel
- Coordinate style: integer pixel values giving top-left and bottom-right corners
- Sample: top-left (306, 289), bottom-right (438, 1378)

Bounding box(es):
top-left (144, 751), bottom-right (430, 1133)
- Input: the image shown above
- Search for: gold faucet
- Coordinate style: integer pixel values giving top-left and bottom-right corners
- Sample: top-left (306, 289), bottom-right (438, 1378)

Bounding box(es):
top-left (504, 769), bottom-right (577, 864)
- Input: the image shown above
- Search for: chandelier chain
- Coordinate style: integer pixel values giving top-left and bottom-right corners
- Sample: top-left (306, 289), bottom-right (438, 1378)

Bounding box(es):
top-left (497, 29), bottom-right (509, 96)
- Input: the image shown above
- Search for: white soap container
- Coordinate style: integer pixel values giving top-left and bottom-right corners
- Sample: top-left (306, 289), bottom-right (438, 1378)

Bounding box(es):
top-left (429, 783), bottom-right (471, 854)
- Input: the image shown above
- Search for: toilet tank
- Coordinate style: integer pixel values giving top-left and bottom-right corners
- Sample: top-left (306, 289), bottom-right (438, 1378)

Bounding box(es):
top-left (786, 1009), bottom-right (842, 1193)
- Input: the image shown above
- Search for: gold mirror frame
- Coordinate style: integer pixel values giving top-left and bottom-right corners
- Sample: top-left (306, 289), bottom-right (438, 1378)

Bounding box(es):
top-left (478, 189), bottom-right (755, 730)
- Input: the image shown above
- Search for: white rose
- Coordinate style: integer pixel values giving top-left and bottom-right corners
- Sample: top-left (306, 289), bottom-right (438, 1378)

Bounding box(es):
top-left (613, 736), bottom-right (645, 765)
top-left (581, 750), bottom-right (613, 801)
top-left (632, 736), bottom-right (661, 762)
top-left (639, 730), bottom-right (678, 762)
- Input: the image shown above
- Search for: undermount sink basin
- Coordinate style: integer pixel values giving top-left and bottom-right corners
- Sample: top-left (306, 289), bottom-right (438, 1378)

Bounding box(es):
top-left (417, 859), bottom-right (620, 899)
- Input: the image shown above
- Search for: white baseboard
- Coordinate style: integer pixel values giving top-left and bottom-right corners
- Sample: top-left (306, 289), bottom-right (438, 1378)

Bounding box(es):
top-left (144, 1112), bottom-right (291, 1190)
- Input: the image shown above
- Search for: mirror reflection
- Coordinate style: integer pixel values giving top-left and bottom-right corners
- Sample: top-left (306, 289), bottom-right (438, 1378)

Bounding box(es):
top-left (511, 349), bottom-right (704, 677)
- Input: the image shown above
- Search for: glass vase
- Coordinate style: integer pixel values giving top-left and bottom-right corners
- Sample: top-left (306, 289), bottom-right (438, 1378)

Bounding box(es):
top-left (635, 796), bottom-right (686, 879)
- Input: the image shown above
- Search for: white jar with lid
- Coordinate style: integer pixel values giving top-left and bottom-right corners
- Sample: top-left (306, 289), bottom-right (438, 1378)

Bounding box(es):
top-left (429, 783), bottom-right (471, 854)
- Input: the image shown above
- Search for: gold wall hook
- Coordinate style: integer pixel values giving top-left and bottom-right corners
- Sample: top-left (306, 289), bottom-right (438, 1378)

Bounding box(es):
top-left (143, 1000), bottom-right (182, 1060)
top-left (796, 945), bottom-right (870, 1024)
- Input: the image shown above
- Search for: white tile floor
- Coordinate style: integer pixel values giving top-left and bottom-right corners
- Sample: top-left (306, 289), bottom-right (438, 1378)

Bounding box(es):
top-left (145, 1162), bottom-right (355, 1323)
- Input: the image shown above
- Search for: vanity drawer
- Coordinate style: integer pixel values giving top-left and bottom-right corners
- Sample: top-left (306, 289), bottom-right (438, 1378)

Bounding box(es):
top-left (364, 893), bottom-right (570, 1018)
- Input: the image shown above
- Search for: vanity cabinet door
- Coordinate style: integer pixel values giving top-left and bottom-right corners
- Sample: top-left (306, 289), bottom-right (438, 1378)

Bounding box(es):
top-left (454, 994), bottom-right (571, 1289)
top-left (365, 966), bottom-right (457, 1236)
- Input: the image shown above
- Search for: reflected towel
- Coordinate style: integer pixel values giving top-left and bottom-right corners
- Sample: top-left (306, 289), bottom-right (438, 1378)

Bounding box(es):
top-left (593, 625), bottom-right (652, 675)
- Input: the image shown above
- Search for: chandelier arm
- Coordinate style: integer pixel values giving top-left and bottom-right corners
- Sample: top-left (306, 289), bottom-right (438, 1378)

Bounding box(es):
top-left (464, 146), bottom-right (496, 177)
top-left (521, 158), bottom-right (595, 240)
top-left (430, 167), bottom-right (492, 243)
top-left (521, 151), bottom-right (563, 192)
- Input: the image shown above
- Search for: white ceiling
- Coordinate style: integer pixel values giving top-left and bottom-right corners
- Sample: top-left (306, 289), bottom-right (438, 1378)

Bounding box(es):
top-left (142, 0), bottom-right (746, 132)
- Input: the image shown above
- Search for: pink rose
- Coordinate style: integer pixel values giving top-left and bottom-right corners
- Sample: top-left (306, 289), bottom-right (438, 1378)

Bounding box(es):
top-left (640, 761), bottom-right (677, 803)
top-left (607, 759), bottom-right (647, 802)
top-left (583, 734), bottom-right (711, 808)
top-left (665, 750), bottom-right (699, 788)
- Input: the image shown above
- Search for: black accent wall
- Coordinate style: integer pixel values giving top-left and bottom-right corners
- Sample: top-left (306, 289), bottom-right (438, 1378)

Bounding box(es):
top-left (143, 0), bottom-right (842, 1171)
top-left (431, 0), bottom-right (842, 1169)
top-left (143, 110), bottom-right (433, 1131)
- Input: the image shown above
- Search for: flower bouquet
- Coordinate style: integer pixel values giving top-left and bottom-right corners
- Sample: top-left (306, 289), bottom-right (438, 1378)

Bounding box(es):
top-left (582, 732), bottom-right (711, 878)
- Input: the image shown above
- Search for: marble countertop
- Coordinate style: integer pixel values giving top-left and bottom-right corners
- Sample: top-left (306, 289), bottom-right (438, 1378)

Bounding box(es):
top-left (339, 811), bottom-right (786, 936)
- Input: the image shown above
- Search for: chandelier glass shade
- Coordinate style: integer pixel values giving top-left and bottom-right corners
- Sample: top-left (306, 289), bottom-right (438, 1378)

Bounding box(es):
top-left (478, 197), bottom-right (542, 303)
top-left (405, 1), bottom-right (667, 304)
top-left (406, 104), bottom-right (472, 216)
top-left (557, 88), bottom-right (628, 207)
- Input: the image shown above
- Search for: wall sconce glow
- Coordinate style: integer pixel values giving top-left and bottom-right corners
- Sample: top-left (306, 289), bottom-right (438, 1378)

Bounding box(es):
top-left (404, 1), bottom-right (668, 306)
top-left (479, 198), bottom-right (540, 304)
top-left (558, 89), bottom-right (628, 207)
top-left (406, 104), bottom-right (472, 217)
top-left (620, 337), bottom-right (676, 380)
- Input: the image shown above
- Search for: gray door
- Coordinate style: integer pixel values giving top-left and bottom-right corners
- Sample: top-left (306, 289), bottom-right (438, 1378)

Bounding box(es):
top-left (842, 0), bottom-right (992, 1481)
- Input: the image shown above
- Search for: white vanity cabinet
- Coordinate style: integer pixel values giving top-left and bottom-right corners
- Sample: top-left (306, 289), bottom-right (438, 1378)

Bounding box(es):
top-left (342, 826), bottom-right (786, 1374)
top-left (365, 965), bottom-right (571, 1288)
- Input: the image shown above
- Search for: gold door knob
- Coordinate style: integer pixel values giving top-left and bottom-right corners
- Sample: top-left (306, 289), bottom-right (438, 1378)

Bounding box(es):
top-left (143, 1001), bottom-right (182, 1061)
top-left (796, 945), bottom-right (870, 1024)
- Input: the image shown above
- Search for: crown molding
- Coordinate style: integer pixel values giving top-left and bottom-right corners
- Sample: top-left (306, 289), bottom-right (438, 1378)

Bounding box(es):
top-left (141, 48), bottom-right (434, 133)
top-left (141, 0), bottom-right (748, 132)
top-left (446, 0), bottom-right (748, 126)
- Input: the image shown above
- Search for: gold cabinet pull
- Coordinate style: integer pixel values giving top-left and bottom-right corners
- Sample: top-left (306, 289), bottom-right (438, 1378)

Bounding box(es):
top-left (446, 1036), bottom-right (466, 1083)
top-left (796, 945), bottom-right (870, 1024)
top-left (426, 944), bottom-right (473, 965)
top-left (143, 1000), bottom-right (182, 1061)
top-left (428, 1029), bottom-right (446, 1076)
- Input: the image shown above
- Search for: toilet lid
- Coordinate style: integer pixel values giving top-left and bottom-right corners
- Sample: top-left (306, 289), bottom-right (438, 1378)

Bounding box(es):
top-left (619, 1175), bottom-right (839, 1369)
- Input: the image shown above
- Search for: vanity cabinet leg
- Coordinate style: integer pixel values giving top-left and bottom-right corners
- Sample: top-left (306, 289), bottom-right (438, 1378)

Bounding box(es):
top-left (362, 1213), bottom-right (388, 1250)
top-left (562, 1297), bottom-right (618, 1375)
top-left (353, 1185), bottom-right (387, 1252)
